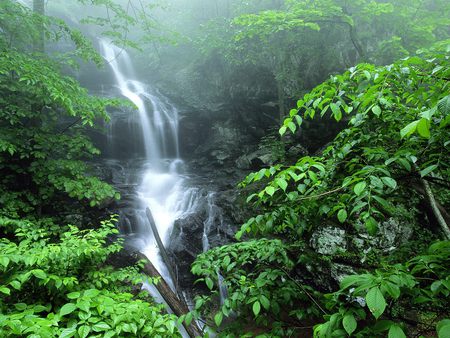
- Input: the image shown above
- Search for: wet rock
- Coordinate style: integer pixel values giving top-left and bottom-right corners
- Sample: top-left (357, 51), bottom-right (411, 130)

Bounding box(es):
top-left (287, 144), bottom-right (308, 159)
top-left (357, 217), bottom-right (414, 252)
top-left (330, 263), bottom-right (356, 283)
top-left (310, 226), bottom-right (347, 255)
top-left (235, 149), bottom-right (274, 170)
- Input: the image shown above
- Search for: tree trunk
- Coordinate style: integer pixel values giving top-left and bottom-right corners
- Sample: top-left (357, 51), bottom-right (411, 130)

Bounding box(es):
top-left (33, 0), bottom-right (45, 53)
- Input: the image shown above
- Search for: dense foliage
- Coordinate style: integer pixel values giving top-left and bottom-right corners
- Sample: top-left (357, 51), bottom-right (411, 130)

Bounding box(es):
top-left (144, 0), bottom-right (450, 119)
top-left (192, 42), bottom-right (450, 337)
top-left (0, 1), bottom-right (182, 337)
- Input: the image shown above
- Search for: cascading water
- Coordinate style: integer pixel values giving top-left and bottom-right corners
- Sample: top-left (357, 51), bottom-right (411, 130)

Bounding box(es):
top-left (99, 40), bottom-right (229, 337)
top-left (99, 39), bottom-right (194, 287)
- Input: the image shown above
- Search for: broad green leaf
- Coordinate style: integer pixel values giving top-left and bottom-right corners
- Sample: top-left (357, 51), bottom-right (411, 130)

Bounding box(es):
top-left (265, 186), bottom-right (275, 196)
top-left (343, 314), bottom-right (357, 335)
top-left (420, 164), bottom-right (438, 177)
top-left (388, 324), bottom-right (406, 338)
top-left (354, 181), bottom-right (367, 196)
top-left (279, 126), bottom-right (287, 136)
top-left (92, 322), bottom-right (111, 332)
top-left (365, 217), bottom-right (378, 235)
top-left (32, 269), bottom-right (47, 279)
top-left (276, 178), bottom-right (288, 191)
top-left (287, 121), bottom-right (296, 133)
top-left (84, 289), bottom-right (100, 298)
top-left (185, 312), bottom-right (193, 326)
top-left (66, 292), bottom-right (80, 299)
top-left (381, 177), bottom-right (397, 189)
top-left (205, 277), bottom-right (214, 290)
top-left (253, 301), bottom-right (261, 316)
top-left (372, 105), bottom-right (381, 117)
top-left (60, 327), bottom-right (77, 338)
top-left (400, 120), bottom-right (419, 138)
top-left (60, 303), bottom-right (77, 316)
top-left (78, 326), bottom-right (91, 338)
top-left (214, 312), bottom-right (223, 327)
top-left (437, 319), bottom-right (450, 338)
top-left (0, 256), bottom-right (10, 268)
top-left (366, 287), bottom-right (386, 319)
top-left (417, 118), bottom-right (430, 138)
top-left (260, 295), bottom-right (270, 310)
top-left (337, 209), bottom-right (347, 223)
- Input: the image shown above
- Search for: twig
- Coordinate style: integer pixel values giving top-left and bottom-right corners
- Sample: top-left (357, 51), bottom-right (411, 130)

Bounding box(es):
top-left (297, 186), bottom-right (345, 201)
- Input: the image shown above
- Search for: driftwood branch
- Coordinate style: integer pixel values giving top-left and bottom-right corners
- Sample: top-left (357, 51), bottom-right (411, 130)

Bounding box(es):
top-left (145, 207), bottom-right (181, 298)
top-left (137, 252), bottom-right (202, 338)
top-left (420, 178), bottom-right (450, 240)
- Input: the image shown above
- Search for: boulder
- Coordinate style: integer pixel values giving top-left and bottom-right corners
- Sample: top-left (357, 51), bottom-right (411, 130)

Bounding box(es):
top-left (310, 226), bottom-right (347, 255)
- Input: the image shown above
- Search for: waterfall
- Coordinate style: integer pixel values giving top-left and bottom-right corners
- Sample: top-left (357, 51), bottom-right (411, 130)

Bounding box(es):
top-left (99, 39), bottom-right (189, 287)
top-left (99, 40), bottom-right (228, 336)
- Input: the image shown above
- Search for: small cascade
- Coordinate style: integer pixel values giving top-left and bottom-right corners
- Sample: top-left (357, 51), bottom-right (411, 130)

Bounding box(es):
top-left (202, 193), bottom-right (223, 253)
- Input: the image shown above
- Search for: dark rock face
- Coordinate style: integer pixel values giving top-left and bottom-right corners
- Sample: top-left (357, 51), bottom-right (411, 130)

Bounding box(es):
top-left (166, 172), bottom-right (246, 289)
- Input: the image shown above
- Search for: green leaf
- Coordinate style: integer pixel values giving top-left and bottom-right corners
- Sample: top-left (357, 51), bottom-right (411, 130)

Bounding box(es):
top-left (279, 126), bottom-right (287, 136)
top-left (337, 209), bottom-right (347, 223)
top-left (185, 312), bottom-right (193, 326)
top-left (253, 301), bottom-right (261, 316)
top-left (343, 314), bottom-right (357, 335)
top-left (60, 303), bottom-right (77, 316)
top-left (0, 256), bottom-right (10, 268)
top-left (60, 327), bottom-right (77, 338)
top-left (260, 295), bottom-right (270, 310)
top-left (354, 181), bottom-right (367, 196)
top-left (276, 178), bottom-right (288, 191)
top-left (84, 289), bottom-right (100, 298)
top-left (214, 311), bottom-right (223, 327)
top-left (78, 326), bottom-right (91, 338)
top-left (372, 105), bottom-right (381, 117)
top-left (388, 324), bottom-right (406, 338)
top-left (67, 292), bottom-right (80, 299)
top-left (420, 164), bottom-right (438, 177)
top-left (330, 103), bottom-right (342, 121)
top-left (381, 177), bottom-right (397, 189)
top-left (287, 121), bottom-right (296, 133)
top-left (366, 287), bottom-right (386, 319)
top-left (365, 217), bottom-right (378, 235)
top-left (400, 120), bottom-right (419, 138)
top-left (205, 277), bottom-right (214, 290)
top-left (417, 118), bottom-right (430, 138)
top-left (0, 286), bottom-right (11, 295)
top-left (437, 319), bottom-right (450, 338)
top-left (92, 322), bottom-right (111, 332)
top-left (265, 186), bottom-right (275, 196)
top-left (32, 269), bottom-right (47, 279)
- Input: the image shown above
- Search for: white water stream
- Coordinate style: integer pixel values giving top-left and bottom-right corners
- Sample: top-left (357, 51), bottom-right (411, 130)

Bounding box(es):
top-left (100, 40), bottom-right (197, 288)
top-left (99, 40), bottom-right (229, 336)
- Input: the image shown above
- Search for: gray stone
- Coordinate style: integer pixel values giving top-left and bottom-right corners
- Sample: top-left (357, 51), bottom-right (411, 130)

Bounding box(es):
top-left (356, 217), bottom-right (414, 252)
top-left (310, 226), bottom-right (347, 255)
top-left (330, 263), bottom-right (356, 283)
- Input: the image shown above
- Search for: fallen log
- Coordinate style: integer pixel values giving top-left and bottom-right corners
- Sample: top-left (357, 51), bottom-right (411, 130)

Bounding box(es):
top-left (137, 252), bottom-right (202, 338)
top-left (145, 207), bottom-right (181, 298)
